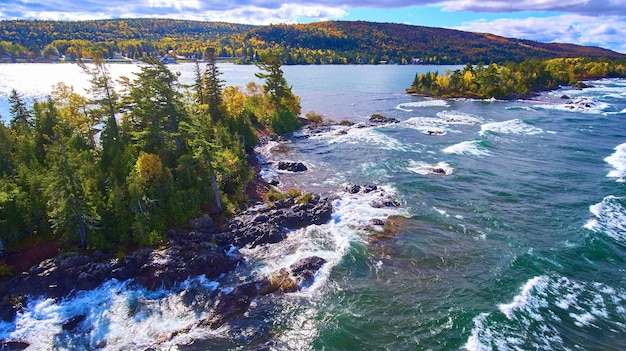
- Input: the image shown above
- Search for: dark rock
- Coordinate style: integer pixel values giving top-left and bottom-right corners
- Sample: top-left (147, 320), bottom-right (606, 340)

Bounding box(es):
top-left (431, 168), bottom-right (447, 175)
top-left (204, 281), bottom-right (261, 328)
top-left (189, 214), bottom-right (214, 231)
top-left (369, 114), bottom-right (400, 125)
top-left (277, 161), bottom-right (308, 172)
top-left (136, 246), bottom-right (240, 290)
top-left (290, 256), bottom-right (326, 289)
top-left (363, 185), bottom-right (378, 193)
top-left (369, 218), bottom-right (386, 226)
top-left (0, 340), bottom-right (30, 350)
top-left (560, 94), bottom-right (571, 99)
top-left (346, 184), bottom-right (361, 193)
top-left (62, 314), bottom-right (86, 331)
top-left (290, 256), bottom-right (327, 277)
top-left (227, 196), bottom-right (333, 248)
top-left (346, 184), bottom-right (378, 194)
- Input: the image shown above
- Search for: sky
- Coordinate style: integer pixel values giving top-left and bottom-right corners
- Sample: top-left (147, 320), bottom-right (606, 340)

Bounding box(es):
top-left (1, 0), bottom-right (625, 53)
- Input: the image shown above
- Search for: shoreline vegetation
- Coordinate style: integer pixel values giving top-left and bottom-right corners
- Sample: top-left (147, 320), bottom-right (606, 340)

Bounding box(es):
top-left (1, 19), bottom-right (624, 66)
top-left (406, 57), bottom-right (626, 100)
top-left (0, 50), bottom-right (303, 276)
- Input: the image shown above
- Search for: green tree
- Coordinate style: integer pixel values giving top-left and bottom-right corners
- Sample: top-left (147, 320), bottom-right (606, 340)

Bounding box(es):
top-left (45, 130), bottom-right (101, 248)
top-left (255, 52), bottom-right (301, 135)
top-left (120, 58), bottom-right (188, 167)
top-left (202, 47), bottom-right (225, 122)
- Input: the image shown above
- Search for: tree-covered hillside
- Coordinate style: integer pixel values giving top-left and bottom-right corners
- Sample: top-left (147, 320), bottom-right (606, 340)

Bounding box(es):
top-left (0, 19), bottom-right (624, 64)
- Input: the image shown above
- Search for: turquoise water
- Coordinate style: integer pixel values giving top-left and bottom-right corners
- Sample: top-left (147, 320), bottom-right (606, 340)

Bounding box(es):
top-left (0, 64), bottom-right (625, 350)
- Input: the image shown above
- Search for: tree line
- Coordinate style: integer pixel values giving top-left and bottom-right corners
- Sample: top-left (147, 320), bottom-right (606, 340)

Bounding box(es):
top-left (0, 51), bottom-right (301, 254)
top-left (407, 58), bottom-right (626, 99)
top-left (1, 19), bottom-right (623, 65)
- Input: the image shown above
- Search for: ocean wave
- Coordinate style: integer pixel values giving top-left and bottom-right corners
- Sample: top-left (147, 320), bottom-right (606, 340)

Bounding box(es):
top-left (605, 143), bottom-right (626, 182)
top-left (396, 99), bottom-right (449, 111)
top-left (443, 140), bottom-right (490, 156)
top-left (584, 195), bottom-right (626, 245)
top-left (406, 160), bottom-right (454, 175)
top-left (479, 119), bottom-right (543, 136)
top-left (436, 110), bottom-right (482, 125)
top-left (0, 277), bottom-right (221, 350)
top-left (505, 106), bottom-right (536, 112)
top-left (465, 275), bottom-right (626, 351)
top-left (314, 126), bottom-right (416, 152)
top-left (532, 97), bottom-right (612, 115)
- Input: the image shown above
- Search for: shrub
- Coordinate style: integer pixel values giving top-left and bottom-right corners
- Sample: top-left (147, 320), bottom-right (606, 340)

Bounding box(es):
top-left (305, 112), bottom-right (324, 126)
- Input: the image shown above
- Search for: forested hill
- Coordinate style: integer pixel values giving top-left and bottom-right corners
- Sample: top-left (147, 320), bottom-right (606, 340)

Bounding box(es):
top-left (244, 21), bottom-right (624, 64)
top-left (1, 19), bottom-right (624, 64)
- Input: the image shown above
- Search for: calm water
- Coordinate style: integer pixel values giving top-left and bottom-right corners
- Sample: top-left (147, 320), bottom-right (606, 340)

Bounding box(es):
top-left (0, 63), bottom-right (625, 350)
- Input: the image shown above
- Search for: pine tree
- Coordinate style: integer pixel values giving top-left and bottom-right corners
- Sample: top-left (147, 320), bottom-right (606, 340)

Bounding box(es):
top-left (121, 58), bottom-right (188, 167)
top-left (202, 47), bottom-right (225, 122)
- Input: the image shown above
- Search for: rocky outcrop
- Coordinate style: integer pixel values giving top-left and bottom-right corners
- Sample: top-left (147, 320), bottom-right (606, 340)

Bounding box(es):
top-left (277, 161), bottom-right (308, 172)
top-left (198, 255), bottom-right (327, 329)
top-left (369, 114), bottom-right (400, 125)
top-left (225, 195), bottom-right (333, 248)
top-left (0, 194), bottom-right (334, 324)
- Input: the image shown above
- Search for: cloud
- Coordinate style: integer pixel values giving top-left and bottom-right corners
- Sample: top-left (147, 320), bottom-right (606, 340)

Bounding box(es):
top-left (0, 0), bottom-right (348, 23)
top-left (455, 14), bottom-right (626, 53)
top-left (439, 0), bottom-right (626, 16)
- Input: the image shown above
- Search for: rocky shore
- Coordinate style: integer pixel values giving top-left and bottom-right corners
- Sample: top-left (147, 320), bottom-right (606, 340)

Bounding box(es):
top-left (0, 193), bottom-right (333, 348)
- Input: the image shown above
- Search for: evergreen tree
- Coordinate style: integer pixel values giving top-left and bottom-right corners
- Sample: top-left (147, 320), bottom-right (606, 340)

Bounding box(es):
top-left (45, 130), bottom-right (100, 248)
top-left (255, 52), bottom-right (301, 135)
top-left (121, 58), bottom-right (188, 167)
top-left (202, 47), bottom-right (225, 122)
top-left (8, 89), bottom-right (32, 133)
top-left (78, 56), bottom-right (124, 179)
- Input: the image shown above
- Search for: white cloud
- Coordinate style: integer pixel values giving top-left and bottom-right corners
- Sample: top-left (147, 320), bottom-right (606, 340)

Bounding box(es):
top-left (440, 0), bottom-right (626, 16)
top-left (0, 1), bottom-right (347, 23)
top-left (455, 14), bottom-right (626, 53)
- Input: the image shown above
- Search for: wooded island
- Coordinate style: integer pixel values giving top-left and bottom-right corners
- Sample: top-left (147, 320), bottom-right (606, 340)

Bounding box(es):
top-left (407, 58), bottom-right (626, 99)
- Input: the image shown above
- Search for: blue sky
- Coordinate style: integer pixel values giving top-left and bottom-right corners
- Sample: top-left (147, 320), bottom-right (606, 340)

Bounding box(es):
top-left (1, 1), bottom-right (625, 53)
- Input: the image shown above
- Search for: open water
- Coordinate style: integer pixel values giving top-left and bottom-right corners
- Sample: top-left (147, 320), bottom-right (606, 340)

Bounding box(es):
top-left (0, 63), bottom-right (625, 350)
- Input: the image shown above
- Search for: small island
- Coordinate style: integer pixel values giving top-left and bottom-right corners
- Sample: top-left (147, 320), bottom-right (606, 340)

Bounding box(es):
top-left (406, 57), bottom-right (626, 99)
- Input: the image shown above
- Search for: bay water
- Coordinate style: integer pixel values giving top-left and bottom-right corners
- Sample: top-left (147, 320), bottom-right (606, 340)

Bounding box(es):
top-left (0, 63), bottom-right (625, 350)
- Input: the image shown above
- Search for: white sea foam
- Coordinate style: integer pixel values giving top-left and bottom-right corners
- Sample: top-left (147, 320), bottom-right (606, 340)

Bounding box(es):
top-left (406, 160), bottom-right (454, 175)
top-left (498, 276), bottom-right (549, 320)
top-left (605, 143), bottom-right (626, 182)
top-left (314, 125), bottom-right (415, 152)
top-left (443, 140), bottom-right (490, 156)
top-left (436, 110), bottom-right (482, 125)
top-left (479, 119), bottom-right (543, 136)
top-left (401, 117), bottom-right (450, 135)
top-left (585, 195), bottom-right (626, 244)
top-left (466, 275), bottom-right (626, 351)
top-left (532, 97), bottom-right (612, 114)
top-left (505, 105), bottom-right (535, 112)
top-left (396, 99), bottom-right (449, 111)
top-left (0, 277), bottom-right (220, 350)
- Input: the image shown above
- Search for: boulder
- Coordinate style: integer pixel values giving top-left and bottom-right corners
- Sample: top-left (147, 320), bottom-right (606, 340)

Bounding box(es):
top-left (203, 281), bottom-right (261, 329)
top-left (369, 114), bottom-right (399, 125)
top-left (189, 214), bottom-right (214, 231)
top-left (290, 256), bottom-right (326, 288)
top-left (0, 340), bottom-right (30, 350)
top-left (62, 314), bottom-right (86, 331)
top-left (277, 161), bottom-right (308, 172)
